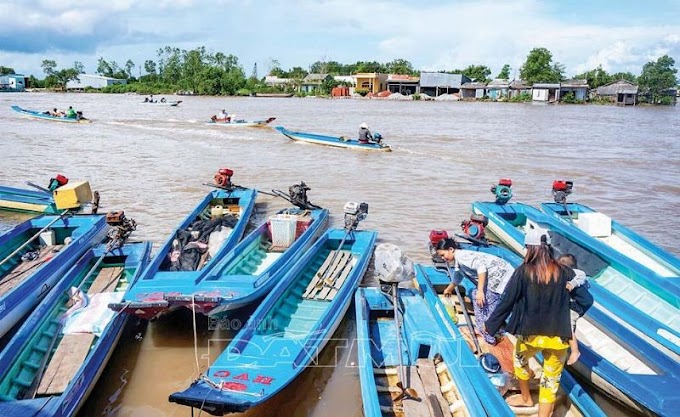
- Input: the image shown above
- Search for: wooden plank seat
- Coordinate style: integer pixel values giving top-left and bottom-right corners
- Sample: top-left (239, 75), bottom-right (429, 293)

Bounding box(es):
top-left (302, 250), bottom-right (351, 299)
top-left (36, 333), bottom-right (95, 395)
top-left (0, 245), bottom-right (63, 297)
top-left (87, 266), bottom-right (123, 295)
top-left (416, 358), bottom-right (452, 417)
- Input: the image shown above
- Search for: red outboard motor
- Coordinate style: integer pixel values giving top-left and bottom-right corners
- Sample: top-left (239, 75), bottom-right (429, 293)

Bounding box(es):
top-left (490, 178), bottom-right (513, 205)
top-left (552, 180), bottom-right (573, 204)
top-left (461, 214), bottom-right (489, 240)
top-left (214, 168), bottom-right (234, 189)
top-left (429, 229), bottom-right (449, 248)
top-left (48, 174), bottom-right (69, 191)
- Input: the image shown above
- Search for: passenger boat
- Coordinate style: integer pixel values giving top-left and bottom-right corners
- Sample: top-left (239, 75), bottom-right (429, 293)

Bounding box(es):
top-left (253, 93), bottom-right (293, 98)
top-left (472, 195), bottom-right (680, 357)
top-left (0, 241), bottom-right (151, 417)
top-left (356, 286), bottom-right (499, 417)
top-left (540, 198), bottom-right (680, 289)
top-left (109, 174), bottom-right (257, 320)
top-left (141, 100), bottom-right (182, 106)
top-left (0, 185), bottom-right (58, 214)
top-left (165, 206), bottom-right (329, 316)
top-left (10, 106), bottom-right (91, 124)
top-left (206, 117), bottom-right (276, 127)
top-left (275, 126), bottom-right (392, 152)
top-left (169, 226), bottom-right (377, 414)
top-left (0, 214), bottom-right (108, 338)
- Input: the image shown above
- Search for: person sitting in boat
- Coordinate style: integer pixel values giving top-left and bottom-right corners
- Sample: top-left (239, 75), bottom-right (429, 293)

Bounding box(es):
top-left (160, 97), bottom-right (167, 103)
top-left (219, 109), bottom-right (230, 122)
top-left (435, 238), bottom-right (515, 345)
top-left (358, 122), bottom-right (374, 144)
top-left (557, 253), bottom-right (593, 365)
top-left (485, 228), bottom-right (573, 413)
top-left (65, 106), bottom-right (77, 119)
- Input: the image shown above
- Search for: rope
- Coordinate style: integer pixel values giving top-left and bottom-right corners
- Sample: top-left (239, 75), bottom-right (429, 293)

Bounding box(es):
top-left (192, 294), bottom-right (201, 375)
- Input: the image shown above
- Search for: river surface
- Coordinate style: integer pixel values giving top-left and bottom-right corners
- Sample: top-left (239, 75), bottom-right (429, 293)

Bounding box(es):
top-left (1, 92), bottom-right (679, 417)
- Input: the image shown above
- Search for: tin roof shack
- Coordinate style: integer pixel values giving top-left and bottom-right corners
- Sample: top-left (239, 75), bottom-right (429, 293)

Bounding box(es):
top-left (419, 72), bottom-right (470, 97)
top-left (0, 74), bottom-right (27, 92)
top-left (532, 83), bottom-right (560, 103)
top-left (460, 82), bottom-right (488, 100)
top-left (387, 74), bottom-right (420, 95)
top-left (264, 75), bottom-right (295, 88)
top-left (301, 73), bottom-right (333, 93)
top-left (353, 73), bottom-right (388, 94)
top-left (66, 74), bottom-right (126, 90)
top-left (595, 80), bottom-right (639, 105)
top-left (486, 78), bottom-right (510, 100)
top-left (509, 80), bottom-right (531, 99)
top-left (559, 79), bottom-right (589, 102)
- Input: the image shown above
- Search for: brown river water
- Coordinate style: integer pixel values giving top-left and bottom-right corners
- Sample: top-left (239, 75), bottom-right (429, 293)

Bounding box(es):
top-left (1, 92), bottom-right (679, 416)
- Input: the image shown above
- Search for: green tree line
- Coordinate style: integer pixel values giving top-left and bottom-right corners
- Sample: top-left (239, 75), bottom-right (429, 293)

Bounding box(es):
top-left (8, 45), bottom-right (677, 102)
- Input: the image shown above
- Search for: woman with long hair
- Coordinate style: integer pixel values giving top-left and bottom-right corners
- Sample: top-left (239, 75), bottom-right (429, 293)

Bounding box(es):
top-left (485, 228), bottom-right (573, 417)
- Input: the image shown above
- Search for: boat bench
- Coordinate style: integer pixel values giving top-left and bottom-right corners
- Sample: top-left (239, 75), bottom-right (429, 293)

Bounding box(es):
top-left (302, 250), bottom-right (353, 301)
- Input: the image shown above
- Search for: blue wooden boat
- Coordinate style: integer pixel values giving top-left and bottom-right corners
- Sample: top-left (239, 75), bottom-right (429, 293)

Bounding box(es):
top-left (356, 286), bottom-right (496, 417)
top-left (275, 126), bottom-right (392, 152)
top-left (164, 207), bottom-right (329, 315)
top-left (472, 199), bottom-right (680, 357)
top-left (206, 117), bottom-right (276, 127)
top-left (0, 214), bottom-right (108, 337)
top-left (541, 201), bottom-right (680, 287)
top-left (468, 203), bottom-right (680, 415)
top-left (109, 187), bottom-right (257, 320)
top-left (0, 185), bottom-right (58, 214)
top-left (0, 241), bottom-right (151, 417)
top-left (415, 261), bottom-right (606, 417)
top-left (11, 106), bottom-right (91, 124)
top-left (169, 228), bottom-right (377, 414)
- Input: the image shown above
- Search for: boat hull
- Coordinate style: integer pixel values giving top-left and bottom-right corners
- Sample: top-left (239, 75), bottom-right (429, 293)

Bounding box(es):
top-left (275, 126), bottom-right (391, 152)
top-left (11, 105), bottom-right (90, 123)
top-left (0, 185), bottom-right (58, 214)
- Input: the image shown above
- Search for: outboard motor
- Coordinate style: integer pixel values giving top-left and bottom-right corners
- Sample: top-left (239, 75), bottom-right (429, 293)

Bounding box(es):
top-left (490, 178), bottom-right (513, 205)
top-left (343, 202), bottom-right (369, 230)
top-left (48, 174), bottom-right (69, 191)
top-left (552, 180), bottom-right (573, 204)
top-left (373, 132), bottom-right (383, 143)
top-left (461, 214), bottom-right (488, 240)
top-left (105, 210), bottom-right (137, 248)
top-left (213, 168), bottom-right (234, 189)
top-left (288, 181), bottom-right (320, 210)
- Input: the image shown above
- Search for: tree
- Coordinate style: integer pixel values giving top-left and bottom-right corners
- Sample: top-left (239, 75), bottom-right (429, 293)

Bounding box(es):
top-left (41, 59), bottom-right (57, 77)
top-left (609, 71), bottom-right (637, 83)
top-left (124, 59), bottom-right (135, 79)
top-left (144, 60), bottom-right (157, 75)
top-left (519, 47), bottom-right (564, 84)
top-left (385, 59), bottom-right (415, 75)
top-left (573, 65), bottom-right (612, 89)
top-left (638, 55), bottom-right (678, 103)
top-left (1, 66), bottom-right (16, 75)
top-left (497, 64), bottom-right (511, 79)
top-left (355, 61), bottom-right (385, 73)
top-left (73, 61), bottom-right (85, 74)
top-left (96, 57), bottom-right (113, 77)
top-left (462, 64), bottom-right (492, 82)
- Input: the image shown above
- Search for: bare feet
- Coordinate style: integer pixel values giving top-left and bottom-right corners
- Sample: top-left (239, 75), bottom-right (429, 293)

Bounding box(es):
top-left (506, 393), bottom-right (534, 407)
top-left (567, 350), bottom-right (581, 366)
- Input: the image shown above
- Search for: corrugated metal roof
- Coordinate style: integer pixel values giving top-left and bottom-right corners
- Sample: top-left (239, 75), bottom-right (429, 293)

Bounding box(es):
top-left (419, 72), bottom-right (467, 88)
top-left (561, 79), bottom-right (589, 88)
top-left (302, 73), bottom-right (330, 82)
top-left (533, 83), bottom-right (560, 88)
top-left (461, 82), bottom-right (487, 89)
top-left (487, 78), bottom-right (510, 88)
top-left (596, 80), bottom-right (639, 96)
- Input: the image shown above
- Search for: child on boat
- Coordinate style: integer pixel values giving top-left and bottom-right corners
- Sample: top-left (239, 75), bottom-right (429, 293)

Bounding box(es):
top-left (435, 238), bottom-right (515, 344)
top-left (557, 253), bottom-right (594, 365)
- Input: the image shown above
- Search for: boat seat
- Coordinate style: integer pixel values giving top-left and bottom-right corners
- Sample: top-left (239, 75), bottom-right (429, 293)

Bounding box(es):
top-left (302, 250), bottom-right (351, 299)
top-left (548, 231), bottom-right (608, 278)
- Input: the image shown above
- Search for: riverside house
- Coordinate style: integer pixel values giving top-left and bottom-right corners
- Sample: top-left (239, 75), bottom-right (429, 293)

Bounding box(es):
top-left (0, 74), bottom-right (27, 92)
top-left (419, 72), bottom-right (470, 97)
top-left (300, 73), bottom-right (333, 93)
top-left (486, 78), bottom-right (510, 100)
top-left (353, 73), bottom-right (388, 94)
top-left (386, 74), bottom-right (420, 95)
top-left (595, 80), bottom-right (639, 105)
top-left (460, 81), bottom-right (487, 99)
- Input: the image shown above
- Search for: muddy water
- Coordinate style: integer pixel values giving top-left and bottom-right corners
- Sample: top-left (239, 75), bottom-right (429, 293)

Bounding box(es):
top-left (1, 92), bottom-right (678, 416)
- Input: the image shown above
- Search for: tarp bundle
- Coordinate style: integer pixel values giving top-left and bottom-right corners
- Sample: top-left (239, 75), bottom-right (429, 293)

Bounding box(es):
top-left (373, 243), bottom-right (414, 283)
top-left (162, 215), bottom-right (238, 271)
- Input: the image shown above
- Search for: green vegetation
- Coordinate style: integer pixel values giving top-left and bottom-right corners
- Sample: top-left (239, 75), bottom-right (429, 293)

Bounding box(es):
top-left (573, 65), bottom-right (638, 89)
top-left (497, 64), bottom-right (511, 80)
top-left (1, 66), bottom-right (15, 75)
top-left (520, 47), bottom-right (565, 84)
top-left (638, 55), bottom-right (678, 104)
top-left (354, 88), bottom-right (369, 97)
top-left (559, 92), bottom-right (584, 104)
top-left (40, 60), bottom-right (80, 90)
top-left (507, 92), bottom-right (532, 102)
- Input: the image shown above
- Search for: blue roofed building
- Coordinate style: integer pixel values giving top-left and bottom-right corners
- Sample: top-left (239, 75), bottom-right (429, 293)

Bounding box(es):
top-left (0, 74), bottom-right (27, 92)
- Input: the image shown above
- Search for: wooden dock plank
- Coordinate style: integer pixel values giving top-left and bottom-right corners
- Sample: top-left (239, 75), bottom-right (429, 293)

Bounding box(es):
top-left (416, 358), bottom-right (452, 417)
top-left (400, 365), bottom-right (439, 417)
top-left (37, 333), bottom-right (95, 395)
top-left (0, 245), bottom-right (61, 296)
top-left (87, 266), bottom-right (124, 295)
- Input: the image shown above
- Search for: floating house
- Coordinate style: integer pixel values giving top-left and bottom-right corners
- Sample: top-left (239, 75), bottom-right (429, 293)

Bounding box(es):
top-left (595, 80), bottom-right (639, 105)
top-left (460, 81), bottom-right (488, 99)
top-left (300, 73), bottom-right (333, 93)
top-left (386, 74), bottom-right (419, 95)
top-left (264, 75), bottom-right (295, 88)
top-left (532, 83), bottom-right (560, 102)
top-left (559, 79), bottom-right (589, 101)
top-left (419, 72), bottom-right (470, 97)
top-left (486, 78), bottom-right (510, 100)
top-left (0, 74), bottom-right (27, 92)
top-left (353, 73), bottom-right (388, 94)
top-left (509, 80), bottom-right (531, 98)
top-left (66, 74), bottom-right (126, 90)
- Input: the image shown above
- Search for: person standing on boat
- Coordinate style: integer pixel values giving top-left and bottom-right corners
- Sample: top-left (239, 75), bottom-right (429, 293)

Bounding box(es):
top-left (485, 229), bottom-right (572, 416)
top-left (434, 238), bottom-right (515, 344)
top-left (358, 122), bottom-right (374, 144)
top-left (66, 106), bottom-right (77, 119)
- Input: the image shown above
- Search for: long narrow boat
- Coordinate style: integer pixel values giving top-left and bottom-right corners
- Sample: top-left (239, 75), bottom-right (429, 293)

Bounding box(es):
top-left (0, 186), bottom-right (58, 214)
top-left (109, 187), bottom-right (257, 320)
top-left (141, 100), bottom-right (182, 106)
top-left (541, 201), bottom-right (680, 287)
top-left (275, 126), bottom-right (392, 152)
top-left (206, 117), bottom-right (276, 127)
top-left (0, 214), bottom-right (108, 337)
top-left (468, 203), bottom-right (680, 415)
top-left (356, 287), bottom-right (499, 417)
top-left (165, 207), bottom-right (329, 315)
top-left (473, 199), bottom-right (680, 356)
top-left (169, 228), bottom-right (378, 414)
top-left (415, 261), bottom-right (606, 417)
top-left (0, 241), bottom-right (151, 417)
top-left (11, 106), bottom-right (91, 124)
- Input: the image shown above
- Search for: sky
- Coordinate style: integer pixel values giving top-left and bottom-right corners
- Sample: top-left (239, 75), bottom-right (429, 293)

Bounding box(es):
top-left (1, 0), bottom-right (679, 79)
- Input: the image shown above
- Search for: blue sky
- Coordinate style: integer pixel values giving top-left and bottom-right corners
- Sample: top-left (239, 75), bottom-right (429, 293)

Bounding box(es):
top-left (1, 0), bottom-right (679, 78)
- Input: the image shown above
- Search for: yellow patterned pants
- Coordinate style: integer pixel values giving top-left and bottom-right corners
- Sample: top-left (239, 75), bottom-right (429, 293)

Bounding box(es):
top-left (513, 336), bottom-right (568, 404)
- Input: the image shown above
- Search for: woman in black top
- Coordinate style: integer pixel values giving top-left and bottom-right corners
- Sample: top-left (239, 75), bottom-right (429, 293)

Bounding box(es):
top-left (485, 231), bottom-right (572, 417)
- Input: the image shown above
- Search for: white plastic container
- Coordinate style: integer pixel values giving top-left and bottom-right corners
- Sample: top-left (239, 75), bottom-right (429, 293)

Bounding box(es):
top-left (578, 212), bottom-right (612, 237)
top-left (269, 214), bottom-right (298, 248)
top-left (39, 229), bottom-right (56, 246)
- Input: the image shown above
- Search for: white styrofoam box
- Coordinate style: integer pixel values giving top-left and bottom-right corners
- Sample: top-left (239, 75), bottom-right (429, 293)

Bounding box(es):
top-left (39, 229), bottom-right (56, 246)
top-left (578, 212), bottom-right (612, 237)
